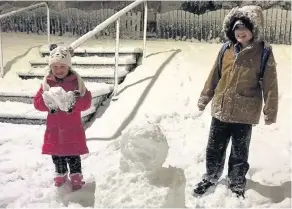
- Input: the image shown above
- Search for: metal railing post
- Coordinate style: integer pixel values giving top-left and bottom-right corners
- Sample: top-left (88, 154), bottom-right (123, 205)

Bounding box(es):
top-left (112, 18), bottom-right (120, 99)
top-left (46, 5), bottom-right (50, 45)
top-left (0, 24), bottom-right (3, 78)
top-left (143, 1), bottom-right (148, 59)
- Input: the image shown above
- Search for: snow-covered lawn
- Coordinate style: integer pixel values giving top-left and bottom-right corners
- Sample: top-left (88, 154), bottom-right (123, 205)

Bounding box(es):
top-left (0, 33), bottom-right (291, 208)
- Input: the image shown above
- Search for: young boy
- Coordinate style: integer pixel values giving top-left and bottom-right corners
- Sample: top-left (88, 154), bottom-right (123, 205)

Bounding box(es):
top-left (34, 45), bottom-right (92, 190)
top-left (193, 5), bottom-right (278, 198)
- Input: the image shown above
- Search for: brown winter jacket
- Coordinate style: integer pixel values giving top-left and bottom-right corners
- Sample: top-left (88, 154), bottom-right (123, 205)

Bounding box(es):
top-left (198, 6), bottom-right (278, 125)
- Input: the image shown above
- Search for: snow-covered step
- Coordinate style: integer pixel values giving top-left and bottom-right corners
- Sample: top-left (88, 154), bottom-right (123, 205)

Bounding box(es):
top-left (39, 45), bottom-right (143, 57)
top-left (0, 90), bottom-right (109, 125)
top-left (0, 82), bottom-right (113, 104)
top-left (23, 65), bottom-right (131, 72)
top-left (0, 89), bottom-right (109, 105)
top-left (17, 67), bottom-right (129, 84)
top-left (0, 101), bottom-right (101, 125)
top-left (30, 54), bottom-right (137, 68)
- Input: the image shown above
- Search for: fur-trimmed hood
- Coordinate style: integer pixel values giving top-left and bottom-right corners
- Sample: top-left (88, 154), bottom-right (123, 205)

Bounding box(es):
top-left (222, 5), bottom-right (264, 43)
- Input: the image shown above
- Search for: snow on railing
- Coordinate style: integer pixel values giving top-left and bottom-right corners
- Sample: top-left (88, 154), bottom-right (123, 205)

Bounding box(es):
top-left (69, 0), bottom-right (148, 99)
top-left (0, 2), bottom-right (50, 78)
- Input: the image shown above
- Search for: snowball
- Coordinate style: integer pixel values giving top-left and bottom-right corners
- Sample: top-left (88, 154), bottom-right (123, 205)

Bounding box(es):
top-left (120, 122), bottom-right (169, 173)
top-left (47, 87), bottom-right (72, 112)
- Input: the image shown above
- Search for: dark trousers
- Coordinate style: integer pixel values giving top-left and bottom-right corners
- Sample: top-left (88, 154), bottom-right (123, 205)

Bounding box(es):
top-left (52, 155), bottom-right (82, 175)
top-left (204, 117), bottom-right (252, 189)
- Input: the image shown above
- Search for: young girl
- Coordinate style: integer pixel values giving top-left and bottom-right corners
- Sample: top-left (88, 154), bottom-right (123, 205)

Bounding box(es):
top-left (193, 5), bottom-right (278, 198)
top-left (34, 45), bottom-right (92, 190)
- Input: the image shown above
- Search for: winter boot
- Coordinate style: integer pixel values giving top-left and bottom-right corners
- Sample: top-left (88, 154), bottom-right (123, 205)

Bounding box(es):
top-left (70, 173), bottom-right (85, 190)
top-left (193, 179), bottom-right (215, 195)
top-left (229, 186), bottom-right (245, 198)
top-left (54, 173), bottom-right (68, 187)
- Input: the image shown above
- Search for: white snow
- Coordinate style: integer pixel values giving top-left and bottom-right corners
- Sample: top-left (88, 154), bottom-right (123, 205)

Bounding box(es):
top-left (30, 54), bottom-right (137, 65)
top-left (40, 45), bottom-right (143, 54)
top-left (43, 87), bottom-right (74, 112)
top-left (18, 67), bottom-right (129, 78)
top-left (0, 101), bottom-right (96, 119)
top-left (120, 121), bottom-right (169, 173)
top-left (0, 81), bottom-right (113, 98)
top-left (0, 33), bottom-right (291, 208)
top-left (0, 76), bottom-right (113, 98)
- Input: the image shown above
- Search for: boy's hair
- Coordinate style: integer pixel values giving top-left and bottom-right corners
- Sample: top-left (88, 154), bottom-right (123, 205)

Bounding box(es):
top-left (218, 41), bottom-right (271, 89)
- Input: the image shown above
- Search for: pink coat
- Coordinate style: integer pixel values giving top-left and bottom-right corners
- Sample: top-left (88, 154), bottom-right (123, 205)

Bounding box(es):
top-left (34, 73), bottom-right (92, 156)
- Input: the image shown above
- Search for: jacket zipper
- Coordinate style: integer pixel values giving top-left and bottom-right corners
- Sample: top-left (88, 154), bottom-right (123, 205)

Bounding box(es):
top-left (221, 48), bottom-right (240, 112)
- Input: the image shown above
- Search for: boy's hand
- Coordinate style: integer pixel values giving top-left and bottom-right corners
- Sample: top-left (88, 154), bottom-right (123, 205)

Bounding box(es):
top-left (198, 103), bottom-right (205, 112)
top-left (265, 120), bottom-right (274, 125)
top-left (197, 100), bottom-right (206, 111)
top-left (198, 105), bottom-right (205, 111)
top-left (264, 115), bottom-right (274, 125)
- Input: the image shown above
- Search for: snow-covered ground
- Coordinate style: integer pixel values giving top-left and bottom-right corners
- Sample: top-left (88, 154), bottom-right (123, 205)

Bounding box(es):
top-left (0, 33), bottom-right (291, 208)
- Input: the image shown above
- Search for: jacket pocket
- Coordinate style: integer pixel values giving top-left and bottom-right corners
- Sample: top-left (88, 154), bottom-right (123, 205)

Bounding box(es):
top-left (211, 93), bottom-right (224, 114)
top-left (233, 94), bottom-right (262, 122)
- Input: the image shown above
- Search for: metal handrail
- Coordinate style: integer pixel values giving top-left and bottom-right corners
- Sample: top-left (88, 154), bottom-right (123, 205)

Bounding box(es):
top-left (70, 0), bottom-right (146, 50)
top-left (69, 0), bottom-right (148, 99)
top-left (0, 2), bottom-right (50, 78)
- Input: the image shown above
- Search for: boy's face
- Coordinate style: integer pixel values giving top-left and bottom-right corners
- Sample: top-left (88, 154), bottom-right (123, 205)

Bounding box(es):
top-left (234, 25), bottom-right (253, 45)
top-left (50, 62), bottom-right (69, 79)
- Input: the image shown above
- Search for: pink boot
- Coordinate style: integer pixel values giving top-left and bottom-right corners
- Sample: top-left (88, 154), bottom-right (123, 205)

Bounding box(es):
top-left (54, 173), bottom-right (68, 187)
top-left (70, 173), bottom-right (85, 190)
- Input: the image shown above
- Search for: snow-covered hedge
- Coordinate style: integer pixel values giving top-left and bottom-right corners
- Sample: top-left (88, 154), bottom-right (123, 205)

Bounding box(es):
top-left (0, 3), bottom-right (290, 44)
top-left (0, 5), bottom-right (142, 39)
top-left (156, 8), bottom-right (291, 44)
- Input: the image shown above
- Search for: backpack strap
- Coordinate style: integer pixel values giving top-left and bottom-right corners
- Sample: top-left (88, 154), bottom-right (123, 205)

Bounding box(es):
top-left (218, 41), bottom-right (231, 79)
top-left (259, 43), bottom-right (271, 83)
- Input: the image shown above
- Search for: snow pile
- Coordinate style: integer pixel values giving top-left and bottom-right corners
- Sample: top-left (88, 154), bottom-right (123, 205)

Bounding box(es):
top-left (94, 119), bottom-right (186, 208)
top-left (119, 120), bottom-right (169, 173)
top-left (0, 35), bottom-right (290, 208)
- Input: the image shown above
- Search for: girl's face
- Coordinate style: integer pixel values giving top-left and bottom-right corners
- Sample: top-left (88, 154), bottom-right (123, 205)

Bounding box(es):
top-left (234, 26), bottom-right (253, 46)
top-left (51, 63), bottom-right (69, 79)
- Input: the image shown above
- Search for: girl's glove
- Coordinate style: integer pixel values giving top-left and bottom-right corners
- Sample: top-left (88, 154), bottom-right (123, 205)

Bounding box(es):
top-left (42, 91), bottom-right (58, 113)
top-left (66, 90), bottom-right (80, 113)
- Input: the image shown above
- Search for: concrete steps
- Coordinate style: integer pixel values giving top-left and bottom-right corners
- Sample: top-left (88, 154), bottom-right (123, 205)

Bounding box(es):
top-left (17, 67), bottom-right (129, 84)
top-left (0, 101), bottom-right (97, 125)
top-left (0, 44), bottom-right (142, 125)
top-left (0, 82), bottom-right (113, 125)
top-left (39, 45), bottom-right (143, 57)
top-left (30, 54), bottom-right (137, 67)
top-left (0, 82), bottom-right (113, 104)
top-left (23, 47), bottom-right (142, 84)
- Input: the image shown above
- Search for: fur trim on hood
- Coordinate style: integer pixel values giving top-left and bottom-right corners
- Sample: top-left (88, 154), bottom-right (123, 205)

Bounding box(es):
top-left (222, 5), bottom-right (264, 43)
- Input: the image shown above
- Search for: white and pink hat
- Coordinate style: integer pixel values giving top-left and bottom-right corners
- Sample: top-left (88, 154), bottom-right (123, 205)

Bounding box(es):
top-left (49, 46), bottom-right (74, 68)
